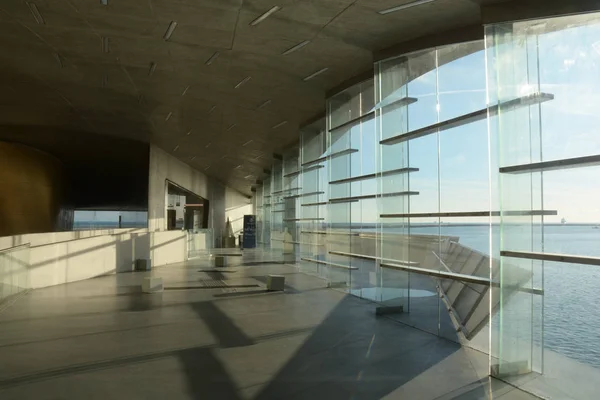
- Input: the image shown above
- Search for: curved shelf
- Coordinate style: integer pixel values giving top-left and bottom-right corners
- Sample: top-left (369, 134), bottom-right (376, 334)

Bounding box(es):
top-left (329, 167), bottom-right (419, 185)
top-left (301, 149), bottom-right (359, 167)
top-left (381, 92), bottom-right (554, 146)
top-left (380, 210), bottom-right (557, 218)
top-left (284, 164), bottom-right (324, 178)
top-left (329, 250), bottom-right (419, 267)
top-left (501, 250), bottom-right (600, 267)
top-left (284, 218), bottom-right (325, 222)
top-left (301, 257), bottom-right (358, 270)
top-left (301, 202), bottom-right (327, 207)
top-left (330, 191), bottom-right (419, 203)
top-left (284, 191), bottom-right (324, 199)
top-left (500, 154), bottom-right (600, 174)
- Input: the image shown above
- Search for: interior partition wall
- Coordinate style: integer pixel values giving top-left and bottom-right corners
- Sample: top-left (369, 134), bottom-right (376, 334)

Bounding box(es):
top-left (486, 11), bottom-right (600, 398)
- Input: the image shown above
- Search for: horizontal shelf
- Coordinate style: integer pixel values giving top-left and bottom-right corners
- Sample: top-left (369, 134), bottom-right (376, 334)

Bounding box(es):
top-left (271, 210), bottom-right (286, 213)
top-left (329, 167), bottom-right (419, 185)
top-left (301, 257), bottom-right (359, 270)
top-left (381, 262), bottom-right (492, 286)
top-left (284, 191), bottom-right (324, 199)
top-left (500, 154), bottom-right (600, 174)
top-left (329, 251), bottom-right (419, 267)
top-left (283, 164), bottom-right (324, 178)
top-left (301, 149), bottom-right (359, 167)
top-left (380, 92), bottom-right (554, 146)
top-left (300, 230), bottom-right (359, 236)
top-left (380, 210), bottom-right (558, 218)
top-left (376, 96), bottom-right (419, 112)
top-left (329, 111), bottom-right (375, 134)
top-left (330, 191), bottom-right (419, 203)
top-left (501, 250), bottom-right (600, 267)
top-left (283, 218), bottom-right (325, 222)
top-left (301, 202), bottom-right (328, 207)
top-left (271, 187), bottom-right (301, 195)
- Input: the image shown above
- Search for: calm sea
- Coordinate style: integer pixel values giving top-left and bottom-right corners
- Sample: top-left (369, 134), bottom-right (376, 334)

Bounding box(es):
top-left (380, 224), bottom-right (600, 369)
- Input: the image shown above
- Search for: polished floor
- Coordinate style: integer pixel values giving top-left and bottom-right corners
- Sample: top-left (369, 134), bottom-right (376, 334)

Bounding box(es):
top-left (0, 252), bottom-right (539, 399)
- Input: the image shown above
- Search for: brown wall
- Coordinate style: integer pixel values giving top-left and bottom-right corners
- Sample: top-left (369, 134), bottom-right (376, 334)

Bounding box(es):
top-left (0, 142), bottom-right (63, 237)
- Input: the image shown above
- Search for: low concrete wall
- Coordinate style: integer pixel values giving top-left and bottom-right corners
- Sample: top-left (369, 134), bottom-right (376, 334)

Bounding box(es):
top-left (0, 230), bottom-right (190, 295)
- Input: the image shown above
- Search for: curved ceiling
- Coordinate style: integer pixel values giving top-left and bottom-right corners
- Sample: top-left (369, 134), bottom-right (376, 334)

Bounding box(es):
top-left (0, 0), bottom-right (503, 195)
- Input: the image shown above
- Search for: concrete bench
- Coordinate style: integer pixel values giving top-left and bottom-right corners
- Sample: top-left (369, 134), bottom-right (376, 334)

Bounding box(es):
top-left (142, 277), bottom-right (164, 293)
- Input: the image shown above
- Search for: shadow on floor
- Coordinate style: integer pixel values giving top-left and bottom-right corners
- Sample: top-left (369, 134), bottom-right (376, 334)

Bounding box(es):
top-left (251, 294), bottom-right (460, 400)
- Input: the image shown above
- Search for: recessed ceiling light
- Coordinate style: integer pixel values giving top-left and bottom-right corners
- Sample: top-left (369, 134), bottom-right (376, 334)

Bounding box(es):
top-left (226, 123), bottom-right (236, 132)
top-left (173, 145), bottom-right (179, 152)
top-left (102, 37), bottom-right (110, 53)
top-left (245, 174), bottom-right (254, 179)
top-left (236, 164), bottom-right (243, 169)
top-left (282, 40), bottom-right (310, 55)
top-left (235, 76), bottom-right (251, 89)
top-left (208, 105), bottom-right (217, 113)
top-left (258, 99), bottom-right (272, 109)
top-left (182, 86), bottom-right (190, 96)
top-left (303, 67), bottom-right (328, 81)
top-left (206, 142), bottom-right (212, 148)
top-left (272, 121), bottom-right (288, 129)
top-left (190, 156), bottom-right (196, 161)
top-left (250, 6), bottom-right (281, 26)
top-left (165, 112), bottom-right (173, 121)
top-left (186, 130), bottom-right (192, 135)
top-left (205, 51), bottom-right (220, 65)
top-left (26, 2), bottom-right (45, 25)
top-left (148, 62), bottom-right (157, 76)
top-left (378, 0), bottom-right (437, 15)
top-left (163, 21), bottom-right (178, 41)
top-left (242, 140), bottom-right (253, 147)
top-left (204, 165), bottom-right (211, 171)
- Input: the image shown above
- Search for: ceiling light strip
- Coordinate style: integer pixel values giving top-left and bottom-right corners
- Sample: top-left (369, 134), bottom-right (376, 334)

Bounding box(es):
top-left (250, 6), bottom-right (281, 26)
top-left (272, 121), bottom-right (288, 129)
top-left (303, 68), bottom-right (328, 81)
top-left (54, 53), bottom-right (64, 68)
top-left (208, 105), bottom-right (217, 113)
top-left (102, 37), bottom-right (110, 53)
top-left (163, 21), bottom-right (178, 41)
top-left (173, 145), bottom-right (180, 152)
top-left (235, 76), bottom-right (251, 89)
top-left (242, 140), bottom-right (253, 146)
top-left (282, 40), bottom-right (310, 55)
top-left (378, 0), bottom-right (437, 15)
top-left (205, 51), bottom-right (220, 65)
top-left (258, 99), bottom-right (272, 109)
top-left (226, 123), bottom-right (236, 132)
top-left (165, 112), bottom-right (173, 121)
top-left (186, 130), bottom-right (192, 136)
top-left (26, 2), bottom-right (45, 25)
top-left (182, 86), bottom-right (190, 96)
top-left (148, 62), bottom-right (157, 76)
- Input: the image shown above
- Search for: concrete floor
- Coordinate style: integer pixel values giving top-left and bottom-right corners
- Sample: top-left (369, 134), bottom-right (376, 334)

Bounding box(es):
top-left (0, 252), bottom-right (539, 399)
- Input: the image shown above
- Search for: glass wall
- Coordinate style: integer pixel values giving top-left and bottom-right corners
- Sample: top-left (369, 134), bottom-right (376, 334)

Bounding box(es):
top-left (254, 13), bottom-right (600, 398)
top-left (487, 12), bottom-right (600, 399)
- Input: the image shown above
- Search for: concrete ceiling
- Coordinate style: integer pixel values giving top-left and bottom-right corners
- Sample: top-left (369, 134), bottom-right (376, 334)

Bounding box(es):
top-left (0, 0), bottom-right (499, 196)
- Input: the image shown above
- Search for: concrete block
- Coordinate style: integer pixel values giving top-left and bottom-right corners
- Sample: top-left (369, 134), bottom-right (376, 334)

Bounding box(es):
top-left (135, 259), bottom-right (151, 271)
top-left (266, 275), bottom-right (285, 291)
top-left (142, 277), bottom-right (163, 293)
top-left (214, 256), bottom-right (225, 267)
